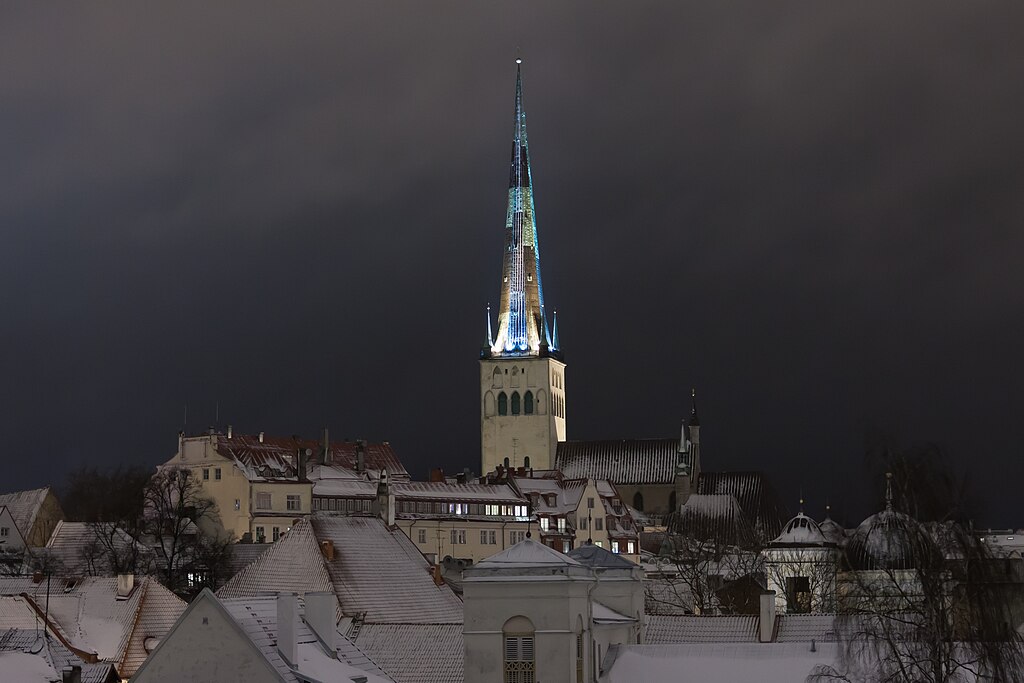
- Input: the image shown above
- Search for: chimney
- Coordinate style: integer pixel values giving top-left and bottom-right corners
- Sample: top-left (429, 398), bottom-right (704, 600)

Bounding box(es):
top-left (304, 591), bottom-right (337, 652)
top-left (32, 570), bottom-right (43, 584)
top-left (356, 440), bottom-right (366, 475)
top-left (320, 540), bottom-right (335, 562)
top-left (258, 431), bottom-right (265, 443)
top-left (759, 592), bottom-right (777, 643)
top-left (227, 424), bottom-right (233, 439)
top-left (297, 448), bottom-right (310, 482)
top-left (116, 574), bottom-right (135, 599)
top-left (62, 666), bottom-right (82, 683)
top-left (375, 469), bottom-right (395, 526)
top-left (430, 468), bottom-right (445, 483)
top-left (277, 593), bottom-right (299, 666)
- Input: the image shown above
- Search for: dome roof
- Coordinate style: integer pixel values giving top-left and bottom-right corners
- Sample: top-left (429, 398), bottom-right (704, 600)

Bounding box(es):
top-left (845, 507), bottom-right (932, 571)
top-left (818, 516), bottom-right (848, 546)
top-left (769, 512), bottom-right (829, 547)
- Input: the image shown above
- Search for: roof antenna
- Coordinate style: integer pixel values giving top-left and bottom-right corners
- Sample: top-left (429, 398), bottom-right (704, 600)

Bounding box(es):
top-left (885, 472), bottom-right (894, 511)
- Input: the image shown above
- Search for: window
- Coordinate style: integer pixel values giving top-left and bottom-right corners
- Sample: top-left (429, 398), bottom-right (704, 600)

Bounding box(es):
top-left (448, 503), bottom-right (468, 515)
top-left (587, 497), bottom-right (594, 509)
top-left (214, 468), bottom-right (222, 480)
top-left (611, 541), bottom-right (620, 554)
top-left (202, 468), bottom-right (209, 480)
top-left (562, 540), bottom-right (571, 552)
top-left (576, 632), bottom-right (584, 683)
top-left (627, 541), bottom-right (636, 554)
top-left (498, 392), bottom-right (508, 415)
top-left (256, 492), bottom-right (272, 510)
top-left (451, 529), bottom-right (466, 545)
top-left (595, 518), bottom-right (603, 531)
top-left (557, 518), bottom-right (566, 532)
top-left (523, 456), bottom-right (531, 469)
top-left (255, 526), bottom-right (266, 543)
top-left (287, 495), bottom-right (301, 511)
top-left (272, 527), bottom-right (280, 542)
top-left (504, 616), bottom-right (536, 683)
top-left (504, 457), bottom-right (511, 468)
top-left (510, 530), bottom-right (526, 544)
top-left (492, 366), bottom-right (503, 388)
top-left (511, 392), bottom-right (521, 415)
top-left (0, 527), bottom-right (7, 537)
top-left (633, 492), bottom-right (644, 512)
top-left (786, 576), bottom-right (812, 614)
top-left (481, 529), bottom-right (497, 545)
top-left (419, 529), bottom-right (427, 544)
top-left (524, 391), bottom-right (534, 414)
top-left (579, 517), bottom-right (588, 530)
top-left (234, 499), bottom-right (240, 511)
top-left (540, 518), bottom-right (549, 531)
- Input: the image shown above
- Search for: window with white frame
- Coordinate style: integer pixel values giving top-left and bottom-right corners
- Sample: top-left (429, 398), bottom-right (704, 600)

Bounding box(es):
top-left (510, 530), bottom-right (526, 544)
top-left (557, 517), bottom-right (566, 532)
top-left (255, 526), bottom-right (266, 543)
top-left (202, 468), bottom-right (209, 480)
top-left (627, 541), bottom-right (636, 554)
top-left (451, 529), bottom-right (466, 545)
top-left (214, 468), bottom-right (222, 480)
top-left (611, 540), bottom-right (620, 553)
top-left (286, 494), bottom-right (301, 511)
top-left (587, 497), bottom-right (594, 509)
top-left (539, 517), bottom-right (549, 531)
top-left (256, 492), bottom-right (271, 510)
top-left (272, 526), bottom-right (280, 542)
top-left (418, 529), bottom-right (427, 544)
top-left (595, 518), bottom-right (603, 531)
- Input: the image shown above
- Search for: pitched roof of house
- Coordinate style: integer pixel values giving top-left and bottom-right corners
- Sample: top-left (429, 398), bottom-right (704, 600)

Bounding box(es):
top-left (220, 596), bottom-right (394, 683)
top-left (217, 519), bottom-right (334, 600)
top-left (646, 615), bottom-right (758, 644)
top-left (567, 543), bottom-right (637, 569)
top-left (311, 515), bottom-right (464, 624)
top-left (672, 494), bottom-right (758, 547)
top-left (312, 479), bottom-right (525, 505)
top-left (555, 439), bottom-right (680, 485)
top-left (475, 539), bottom-right (582, 569)
top-left (0, 630), bottom-right (116, 683)
top-left (0, 576), bottom-right (185, 678)
top-left (219, 515), bottom-right (463, 625)
top-left (0, 488), bottom-right (52, 540)
top-left (213, 434), bottom-right (409, 481)
top-left (43, 521), bottom-right (145, 576)
top-left (352, 623), bottom-right (463, 683)
top-left (697, 472), bottom-right (788, 541)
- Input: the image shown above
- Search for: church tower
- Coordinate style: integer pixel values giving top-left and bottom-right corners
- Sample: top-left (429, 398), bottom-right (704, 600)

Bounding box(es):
top-left (480, 60), bottom-right (566, 475)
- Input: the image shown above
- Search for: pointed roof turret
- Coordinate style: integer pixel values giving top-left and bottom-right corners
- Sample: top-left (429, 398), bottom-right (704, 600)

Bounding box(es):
top-left (491, 60), bottom-right (555, 357)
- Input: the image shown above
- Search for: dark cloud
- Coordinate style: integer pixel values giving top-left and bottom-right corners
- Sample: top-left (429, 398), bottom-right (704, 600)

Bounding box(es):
top-left (2, 2), bottom-right (1022, 525)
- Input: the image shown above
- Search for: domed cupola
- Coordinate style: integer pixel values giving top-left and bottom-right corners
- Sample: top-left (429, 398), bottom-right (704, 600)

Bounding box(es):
top-left (770, 508), bottom-right (832, 548)
top-left (845, 473), bottom-right (934, 571)
top-left (818, 505), bottom-right (848, 547)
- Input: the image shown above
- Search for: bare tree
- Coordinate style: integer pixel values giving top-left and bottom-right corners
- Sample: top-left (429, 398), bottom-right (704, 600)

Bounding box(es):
top-left (143, 466), bottom-right (222, 593)
top-left (810, 445), bottom-right (1024, 682)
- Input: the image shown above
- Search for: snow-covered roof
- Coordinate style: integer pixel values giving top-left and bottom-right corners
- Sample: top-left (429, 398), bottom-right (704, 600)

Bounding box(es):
top-left (0, 488), bottom-right (52, 542)
top-left (352, 623), bottom-right (463, 683)
top-left (213, 434), bottom-right (409, 482)
top-left (645, 615), bottom-right (758, 643)
top-left (219, 515), bottom-right (463, 625)
top-left (697, 471), bottom-right (788, 541)
top-left (674, 494), bottom-right (757, 547)
top-left (218, 518), bottom-right (334, 600)
top-left (312, 515), bottom-right (464, 624)
top-left (769, 512), bottom-right (830, 547)
top-left (475, 538), bottom-right (582, 569)
top-left (313, 479), bottom-right (525, 505)
top-left (818, 516), bottom-right (848, 546)
top-left (0, 630), bottom-right (115, 683)
top-left (846, 507), bottom-right (932, 571)
top-left (0, 576), bottom-right (185, 679)
top-left (592, 601), bottom-right (634, 625)
top-left (220, 596), bottom-right (394, 683)
top-left (556, 439), bottom-right (680, 485)
top-left (568, 543), bottom-right (638, 570)
top-left (44, 521), bottom-right (146, 576)
top-left (600, 642), bottom-right (841, 683)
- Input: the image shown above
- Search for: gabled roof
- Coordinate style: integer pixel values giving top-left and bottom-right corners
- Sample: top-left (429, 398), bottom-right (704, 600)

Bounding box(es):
top-left (672, 494), bottom-right (758, 548)
top-left (697, 471), bottom-right (788, 541)
top-left (212, 434), bottom-right (409, 481)
top-left (311, 515), bottom-right (463, 624)
top-left (217, 518), bottom-right (333, 599)
top-left (0, 488), bottom-right (52, 540)
top-left (646, 615), bottom-right (758, 643)
top-left (219, 515), bottom-right (463, 625)
top-left (568, 543), bottom-right (637, 569)
top-left (592, 602), bottom-right (634, 625)
top-left (555, 439), bottom-right (680, 485)
top-left (0, 630), bottom-right (116, 683)
top-left (352, 623), bottom-right (463, 683)
top-left (44, 521), bottom-right (146, 576)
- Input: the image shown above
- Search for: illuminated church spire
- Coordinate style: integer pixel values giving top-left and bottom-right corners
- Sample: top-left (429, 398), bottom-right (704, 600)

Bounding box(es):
top-left (490, 59), bottom-right (556, 357)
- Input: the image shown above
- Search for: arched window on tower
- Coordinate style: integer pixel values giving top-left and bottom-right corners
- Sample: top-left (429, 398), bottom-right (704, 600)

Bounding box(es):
top-left (511, 392), bottom-right (521, 415)
top-left (503, 616), bottom-right (536, 683)
top-left (504, 457), bottom-right (510, 469)
top-left (484, 391), bottom-right (496, 417)
top-left (524, 391), bottom-right (534, 414)
top-left (492, 367), bottom-right (503, 389)
top-left (524, 456), bottom-right (531, 469)
top-left (633, 492), bottom-right (644, 512)
top-left (498, 392), bottom-right (508, 416)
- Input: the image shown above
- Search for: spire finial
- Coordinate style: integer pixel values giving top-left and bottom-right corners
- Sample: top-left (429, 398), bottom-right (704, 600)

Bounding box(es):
top-left (689, 388), bottom-right (700, 427)
top-left (485, 303), bottom-right (494, 347)
top-left (799, 497), bottom-right (805, 514)
top-left (885, 472), bottom-right (894, 511)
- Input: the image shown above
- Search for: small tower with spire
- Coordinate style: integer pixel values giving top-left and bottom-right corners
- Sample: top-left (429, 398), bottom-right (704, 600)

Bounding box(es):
top-left (673, 389), bottom-right (703, 512)
top-left (480, 59), bottom-right (567, 475)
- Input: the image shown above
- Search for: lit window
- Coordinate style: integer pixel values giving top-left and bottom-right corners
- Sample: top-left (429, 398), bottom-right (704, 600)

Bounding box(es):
top-left (287, 495), bottom-right (301, 511)
top-left (611, 541), bottom-right (620, 554)
top-left (557, 518), bottom-right (566, 532)
top-left (234, 499), bottom-right (240, 511)
top-left (214, 468), bottom-right (222, 480)
top-left (540, 518), bottom-right (550, 531)
top-left (202, 468), bottom-right (209, 480)
top-left (627, 541), bottom-right (635, 554)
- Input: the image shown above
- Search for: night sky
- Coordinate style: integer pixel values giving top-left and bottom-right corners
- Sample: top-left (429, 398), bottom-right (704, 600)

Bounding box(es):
top-left (3, 3), bottom-right (1023, 527)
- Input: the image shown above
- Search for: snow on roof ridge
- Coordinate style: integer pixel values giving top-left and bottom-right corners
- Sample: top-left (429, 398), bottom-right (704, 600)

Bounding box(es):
top-left (475, 538), bottom-right (583, 567)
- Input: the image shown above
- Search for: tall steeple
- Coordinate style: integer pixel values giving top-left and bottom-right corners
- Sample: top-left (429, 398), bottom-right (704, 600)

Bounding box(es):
top-left (491, 60), bottom-right (555, 357)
